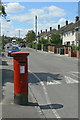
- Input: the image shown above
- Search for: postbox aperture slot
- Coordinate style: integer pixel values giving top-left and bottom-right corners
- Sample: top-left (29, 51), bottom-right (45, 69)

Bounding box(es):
top-left (19, 61), bottom-right (26, 63)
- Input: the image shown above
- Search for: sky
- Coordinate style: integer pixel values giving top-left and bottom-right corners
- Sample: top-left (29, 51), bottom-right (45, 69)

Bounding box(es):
top-left (1, 2), bottom-right (78, 38)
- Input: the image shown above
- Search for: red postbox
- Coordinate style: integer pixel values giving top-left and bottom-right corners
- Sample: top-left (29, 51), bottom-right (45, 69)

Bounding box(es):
top-left (12, 52), bottom-right (29, 105)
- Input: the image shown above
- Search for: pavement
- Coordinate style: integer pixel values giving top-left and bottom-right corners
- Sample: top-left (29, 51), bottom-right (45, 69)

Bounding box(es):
top-left (1, 51), bottom-right (46, 119)
top-left (27, 47), bottom-right (78, 60)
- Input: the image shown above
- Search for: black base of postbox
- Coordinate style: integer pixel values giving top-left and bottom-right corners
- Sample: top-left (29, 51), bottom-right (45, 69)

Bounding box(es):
top-left (14, 94), bottom-right (28, 105)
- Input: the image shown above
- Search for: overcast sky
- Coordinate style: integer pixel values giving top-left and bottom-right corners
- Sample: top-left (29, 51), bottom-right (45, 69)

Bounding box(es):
top-left (1, 2), bottom-right (78, 38)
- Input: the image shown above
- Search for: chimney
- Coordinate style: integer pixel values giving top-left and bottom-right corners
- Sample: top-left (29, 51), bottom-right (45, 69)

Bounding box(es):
top-left (58, 24), bottom-right (60, 30)
top-left (45, 29), bottom-right (47, 33)
top-left (75, 16), bottom-right (79, 22)
top-left (66, 20), bottom-right (68, 25)
top-left (38, 32), bottom-right (39, 35)
top-left (41, 30), bottom-right (42, 33)
top-left (50, 27), bottom-right (52, 31)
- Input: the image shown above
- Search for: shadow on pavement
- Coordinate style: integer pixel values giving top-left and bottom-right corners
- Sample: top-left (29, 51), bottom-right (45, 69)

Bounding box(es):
top-left (17, 102), bottom-right (63, 110)
top-left (40, 104), bottom-right (63, 109)
top-left (1, 69), bottom-right (14, 101)
top-left (29, 72), bottom-right (63, 84)
top-left (18, 102), bottom-right (39, 107)
top-left (2, 69), bottom-right (14, 86)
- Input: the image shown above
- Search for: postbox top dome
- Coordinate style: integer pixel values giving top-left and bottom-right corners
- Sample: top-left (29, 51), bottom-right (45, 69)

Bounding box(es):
top-left (11, 52), bottom-right (29, 56)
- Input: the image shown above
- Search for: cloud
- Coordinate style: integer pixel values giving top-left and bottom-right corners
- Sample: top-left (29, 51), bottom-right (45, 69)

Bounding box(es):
top-left (29, 5), bottom-right (66, 18)
top-left (9, 5), bottom-right (66, 22)
top-left (40, 6), bottom-right (66, 18)
top-left (3, 0), bottom-right (78, 2)
top-left (10, 13), bottom-right (33, 23)
top-left (37, 18), bottom-right (72, 32)
top-left (58, 18), bottom-right (72, 26)
top-left (1, 19), bottom-right (13, 34)
top-left (10, 28), bottom-right (30, 38)
top-left (5, 3), bottom-right (25, 13)
top-left (2, 4), bottom-right (68, 38)
top-left (1, 19), bottom-right (33, 38)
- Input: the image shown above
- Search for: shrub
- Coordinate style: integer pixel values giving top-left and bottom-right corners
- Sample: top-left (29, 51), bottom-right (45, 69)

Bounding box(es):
top-left (72, 45), bottom-right (79, 50)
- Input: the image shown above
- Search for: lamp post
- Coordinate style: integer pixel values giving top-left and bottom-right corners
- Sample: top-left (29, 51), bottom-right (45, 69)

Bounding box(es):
top-left (1, 19), bottom-right (11, 48)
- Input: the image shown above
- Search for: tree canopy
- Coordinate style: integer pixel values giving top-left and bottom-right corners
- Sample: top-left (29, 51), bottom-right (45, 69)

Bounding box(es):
top-left (38, 38), bottom-right (49, 45)
top-left (25, 30), bottom-right (36, 44)
top-left (0, 1), bottom-right (7, 17)
top-left (51, 33), bottom-right (62, 45)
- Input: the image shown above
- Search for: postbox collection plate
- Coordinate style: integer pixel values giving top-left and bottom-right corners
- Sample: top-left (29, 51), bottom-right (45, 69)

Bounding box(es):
top-left (20, 66), bottom-right (25, 74)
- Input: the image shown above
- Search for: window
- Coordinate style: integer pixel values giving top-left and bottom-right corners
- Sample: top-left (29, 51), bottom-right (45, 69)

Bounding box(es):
top-left (64, 33), bottom-right (66, 37)
top-left (76, 28), bottom-right (78, 31)
top-left (72, 31), bottom-right (74, 35)
top-left (72, 41), bottom-right (74, 45)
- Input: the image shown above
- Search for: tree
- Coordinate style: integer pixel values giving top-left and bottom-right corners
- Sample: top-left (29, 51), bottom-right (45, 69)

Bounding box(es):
top-left (0, 1), bottom-right (7, 17)
top-left (51, 33), bottom-right (62, 45)
top-left (39, 38), bottom-right (49, 45)
top-left (25, 30), bottom-right (36, 44)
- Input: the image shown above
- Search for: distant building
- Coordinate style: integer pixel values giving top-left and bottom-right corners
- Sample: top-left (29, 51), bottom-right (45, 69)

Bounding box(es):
top-left (61, 16), bottom-right (80, 46)
top-left (37, 27), bottom-right (57, 43)
top-left (37, 16), bottom-right (80, 46)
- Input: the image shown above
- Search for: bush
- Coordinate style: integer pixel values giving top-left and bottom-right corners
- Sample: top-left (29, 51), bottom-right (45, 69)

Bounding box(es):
top-left (72, 45), bottom-right (79, 50)
top-left (37, 43), bottom-right (41, 50)
top-left (31, 43), bottom-right (37, 49)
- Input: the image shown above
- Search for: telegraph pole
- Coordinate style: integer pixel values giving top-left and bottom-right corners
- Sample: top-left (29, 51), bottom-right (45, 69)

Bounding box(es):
top-left (35, 16), bottom-right (37, 36)
top-left (35, 16), bottom-right (38, 51)
top-left (19, 30), bottom-right (20, 38)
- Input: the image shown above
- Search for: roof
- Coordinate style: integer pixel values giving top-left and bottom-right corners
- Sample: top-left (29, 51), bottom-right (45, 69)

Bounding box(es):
top-left (37, 20), bottom-right (80, 38)
top-left (57, 21), bottom-right (80, 34)
top-left (37, 29), bottom-right (57, 38)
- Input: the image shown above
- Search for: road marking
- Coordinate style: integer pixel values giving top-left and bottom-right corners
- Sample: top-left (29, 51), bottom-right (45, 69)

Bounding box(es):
top-left (64, 76), bottom-right (79, 84)
top-left (11, 102), bottom-right (14, 104)
top-left (71, 71), bottom-right (80, 74)
top-left (29, 70), bottom-right (61, 119)
top-left (0, 102), bottom-right (2, 104)
top-left (70, 71), bottom-right (80, 78)
top-left (47, 76), bottom-right (61, 85)
top-left (71, 73), bottom-right (80, 78)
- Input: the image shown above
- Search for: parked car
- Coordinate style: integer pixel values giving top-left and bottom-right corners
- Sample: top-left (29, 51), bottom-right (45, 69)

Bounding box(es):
top-left (7, 43), bottom-right (13, 49)
top-left (20, 43), bottom-right (26, 48)
top-left (8, 46), bottom-right (20, 56)
top-left (18, 43), bottom-right (22, 47)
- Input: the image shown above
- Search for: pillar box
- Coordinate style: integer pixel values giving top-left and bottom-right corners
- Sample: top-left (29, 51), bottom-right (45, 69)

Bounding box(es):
top-left (11, 52), bottom-right (29, 105)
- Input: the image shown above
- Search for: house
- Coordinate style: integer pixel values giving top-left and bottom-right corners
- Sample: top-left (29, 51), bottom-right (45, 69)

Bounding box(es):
top-left (37, 16), bottom-right (80, 46)
top-left (60, 16), bottom-right (80, 46)
top-left (37, 27), bottom-right (57, 43)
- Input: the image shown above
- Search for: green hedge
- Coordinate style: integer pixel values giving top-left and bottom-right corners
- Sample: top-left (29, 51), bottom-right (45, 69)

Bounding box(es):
top-left (37, 43), bottom-right (41, 50)
top-left (31, 43), bottom-right (42, 50)
top-left (72, 45), bottom-right (80, 50)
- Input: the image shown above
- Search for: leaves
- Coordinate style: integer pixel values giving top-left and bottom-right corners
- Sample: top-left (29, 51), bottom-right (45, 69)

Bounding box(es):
top-left (0, 1), bottom-right (7, 17)
top-left (39, 38), bottom-right (49, 45)
top-left (51, 33), bottom-right (62, 45)
top-left (25, 30), bottom-right (36, 44)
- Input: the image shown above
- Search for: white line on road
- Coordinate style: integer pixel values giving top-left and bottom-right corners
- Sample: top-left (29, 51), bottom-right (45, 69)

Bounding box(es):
top-left (0, 102), bottom-right (2, 105)
top-left (71, 73), bottom-right (80, 78)
top-left (70, 71), bottom-right (80, 78)
top-left (64, 76), bottom-right (79, 84)
top-left (29, 70), bottom-right (61, 119)
top-left (47, 76), bottom-right (61, 85)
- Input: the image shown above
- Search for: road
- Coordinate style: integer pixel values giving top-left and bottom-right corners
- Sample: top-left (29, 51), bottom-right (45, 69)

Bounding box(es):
top-left (24, 47), bottom-right (79, 119)
top-left (1, 46), bottom-right (79, 119)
